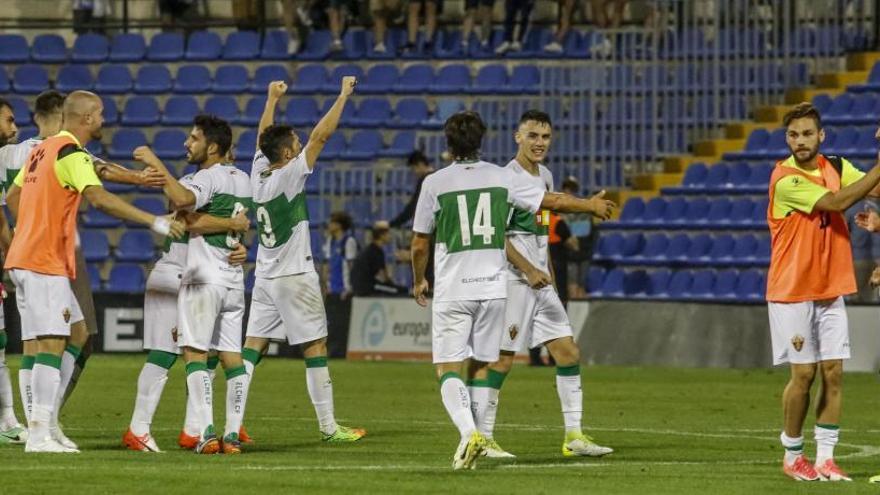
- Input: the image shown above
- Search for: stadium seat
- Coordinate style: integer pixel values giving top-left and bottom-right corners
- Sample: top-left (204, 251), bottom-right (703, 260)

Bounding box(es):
top-left (204, 95), bottom-right (240, 123)
top-left (147, 32), bottom-right (184, 61)
top-left (134, 65), bottom-right (173, 94)
top-left (585, 266), bottom-right (606, 294)
top-left (0, 67), bottom-right (8, 93)
top-left (350, 98), bottom-right (392, 127)
top-left (121, 96), bottom-right (160, 126)
top-left (319, 133), bottom-right (346, 160)
top-left (105, 264), bottom-right (146, 292)
top-left (173, 65), bottom-right (212, 94)
top-left (470, 64), bottom-right (508, 94)
top-left (185, 31), bottom-right (222, 61)
top-left (87, 264), bottom-right (103, 291)
top-left (153, 129), bottom-right (187, 159)
top-left (644, 269), bottom-right (671, 298)
top-left (56, 65), bottom-right (95, 92)
top-left (390, 98), bottom-right (429, 128)
top-left (429, 64), bottom-right (471, 94)
top-left (509, 65), bottom-right (541, 94)
top-left (850, 61), bottom-right (880, 92)
top-left (12, 65), bottom-right (49, 94)
top-left (598, 268), bottom-right (625, 298)
top-left (384, 131), bottom-right (416, 158)
top-left (260, 30), bottom-right (291, 60)
top-left (734, 269), bottom-right (765, 302)
top-left (239, 96), bottom-right (268, 126)
top-left (341, 130), bottom-right (383, 160)
top-left (640, 197), bottom-right (667, 227)
top-left (223, 31), bottom-right (260, 60)
top-left (323, 64), bottom-right (366, 94)
top-left (94, 65), bottom-right (133, 94)
top-left (0, 34), bottom-right (29, 63)
top-left (72, 33), bottom-right (109, 63)
top-left (250, 65), bottom-right (290, 93)
top-left (109, 33), bottom-right (146, 62)
top-left (298, 30), bottom-right (333, 61)
top-left (392, 64), bottom-right (435, 93)
top-left (235, 129), bottom-right (258, 158)
top-left (212, 65), bottom-right (250, 93)
top-left (292, 65), bottom-right (329, 94)
top-left (100, 96), bottom-right (118, 124)
top-left (320, 97), bottom-right (356, 125)
top-left (666, 270), bottom-right (694, 299)
top-left (730, 198), bottom-right (756, 227)
top-left (109, 128), bottom-right (148, 159)
top-left (307, 197), bottom-right (331, 224)
top-left (703, 234), bottom-right (736, 266)
top-left (82, 207), bottom-right (123, 228)
top-left (508, 27), bottom-right (552, 59)
top-left (285, 97), bottom-right (319, 126)
top-left (425, 98), bottom-right (465, 129)
top-left (81, 231), bottom-right (110, 262)
top-left (713, 269), bottom-right (740, 300)
top-left (31, 34), bottom-right (67, 63)
top-left (342, 30), bottom-right (367, 60)
top-left (689, 271), bottom-right (716, 300)
top-left (115, 231), bottom-right (157, 262)
top-left (359, 64), bottom-right (399, 94)
top-left (664, 163), bottom-right (707, 194)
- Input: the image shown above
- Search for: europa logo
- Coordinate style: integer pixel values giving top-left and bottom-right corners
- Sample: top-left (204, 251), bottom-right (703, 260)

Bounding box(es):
top-left (362, 302), bottom-right (387, 347)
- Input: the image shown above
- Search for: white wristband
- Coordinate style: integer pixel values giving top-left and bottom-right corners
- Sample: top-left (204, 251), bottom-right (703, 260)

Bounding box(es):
top-left (151, 216), bottom-right (171, 236)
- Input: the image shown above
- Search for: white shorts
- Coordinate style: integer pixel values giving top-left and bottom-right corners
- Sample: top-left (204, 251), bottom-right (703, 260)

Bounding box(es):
top-left (432, 299), bottom-right (505, 364)
top-left (246, 271), bottom-right (328, 345)
top-left (768, 296), bottom-right (850, 366)
top-left (143, 268), bottom-right (183, 354)
top-left (501, 283), bottom-right (572, 352)
top-left (178, 283), bottom-right (245, 353)
top-left (10, 269), bottom-right (84, 340)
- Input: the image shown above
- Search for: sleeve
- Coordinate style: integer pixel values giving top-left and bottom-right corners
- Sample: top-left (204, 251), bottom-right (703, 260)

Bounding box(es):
top-left (344, 236), bottom-right (358, 260)
top-left (412, 178), bottom-right (436, 234)
top-left (182, 170), bottom-right (214, 211)
top-left (56, 150), bottom-right (103, 193)
top-left (773, 175), bottom-right (830, 215)
top-left (840, 158), bottom-right (866, 187)
top-left (251, 151), bottom-right (271, 177)
top-left (507, 170), bottom-right (544, 214)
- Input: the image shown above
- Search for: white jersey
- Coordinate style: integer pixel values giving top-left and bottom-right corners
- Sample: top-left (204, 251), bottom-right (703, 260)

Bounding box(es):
top-left (181, 164), bottom-right (252, 289)
top-left (0, 138), bottom-right (42, 204)
top-left (251, 151), bottom-right (315, 279)
top-left (505, 160), bottom-right (553, 283)
top-left (149, 174), bottom-right (194, 290)
top-left (413, 160), bottom-right (544, 302)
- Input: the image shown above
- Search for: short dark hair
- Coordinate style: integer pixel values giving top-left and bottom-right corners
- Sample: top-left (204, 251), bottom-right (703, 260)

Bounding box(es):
top-left (407, 150), bottom-right (428, 167)
top-left (34, 90), bottom-right (65, 118)
top-left (783, 102), bottom-right (822, 129)
top-left (329, 211), bottom-right (353, 231)
top-left (259, 124), bottom-right (295, 164)
top-left (0, 98), bottom-right (12, 115)
top-left (519, 109), bottom-right (552, 127)
top-left (193, 114), bottom-right (232, 157)
top-left (561, 176), bottom-right (579, 193)
top-left (444, 111), bottom-right (486, 161)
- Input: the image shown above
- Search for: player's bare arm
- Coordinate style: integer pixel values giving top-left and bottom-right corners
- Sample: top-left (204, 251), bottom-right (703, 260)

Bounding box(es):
top-left (304, 76), bottom-right (356, 169)
top-left (182, 208), bottom-right (249, 235)
top-left (81, 185), bottom-right (186, 239)
top-left (540, 190), bottom-right (616, 219)
top-left (94, 159), bottom-right (166, 188)
top-left (227, 243), bottom-right (248, 266)
top-left (814, 164), bottom-right (880, 213)
top-left (411, 232), bottom-right (431, 306)
top-left (855, 208), bottom-right (880, 232)
top-left (259, 81), bottom-right (288, 138)
top-left (133, 146), bottom-right (197, 210)
top-left (6, 183), bottom-right (20, 221)
top-left (505, 239), bottom-right (551, 290)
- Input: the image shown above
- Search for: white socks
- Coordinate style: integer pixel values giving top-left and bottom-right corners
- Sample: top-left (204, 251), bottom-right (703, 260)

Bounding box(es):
top-left (469, 384), bottom-right (492, 438)
top-left (224, 365), bottom-right (250, 438)
top-left (30, 355), bottom-right (62, 440)
top-left (130, 362), bottom-right (170, 436)
top-left (0, 347), bottom-right (17, 429)
top-left (18, 355), bottom-right (34, 424)
top-left (815, 424), bottom-right (839, 464)
top-left (305, 357), bottom-right (337, 435)
top-left (52, 346), bottom-right (80, 427)
top-left (440, 373), bottom-right (475, 441)
top-left (185, 363), bottom-right (214, 439)
top-left (781, 432), bottom-right (804, 464)
top-left (556, 365), bottom-right (583, 434)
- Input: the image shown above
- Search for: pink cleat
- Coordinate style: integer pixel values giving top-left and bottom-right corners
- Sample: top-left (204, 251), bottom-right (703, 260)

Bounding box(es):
top-left (814, 459), bottom-right (851, 481)
top-left (783, 455), bottom-right (821, 481)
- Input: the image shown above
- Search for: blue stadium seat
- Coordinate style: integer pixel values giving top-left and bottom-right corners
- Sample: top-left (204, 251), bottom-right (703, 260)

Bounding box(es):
top-left (115, 231), bottom-right (156, 262)
top-left (686, 234), bottom-right (713, 261)
top-left (689, 271), bottom-right (716, 300)
top-left (239, 96), bottom-right (267, 126)
top-left (434, 29), bottom-right (466, 59)
top-left (319, 133), bottom-right (346, 160)
top-left (666, 270), bottom-right (693, 299)
top-left (94, 65), bottom-right (133, 94)
top-left (250, 64), bottom-right (290, 93)
top-left (0, 34), bottom-right (29, 63)
top-left (323, 64), bottom-right (365, 94)
top-left (812, 93), bottom-right (833, 113)
top-left (109, 129), bottom-right (148, 159)
top-left (850, 128), bottom-right (877, 159)
top-left (153, 129), bottom-right (187, 159)
top-left (730, 129), bottom-right (769, 160)
top-left (106, 264), bottom-right (146, 292)
top-left (644, 269), bottom-right (671, 298)
top-left (204, 95), bottom-right (240, 123)
top-left (730, 234), bottom-right (759, 266)
top-left (735, 269), bottom-right (765, 302)
top-left (81, 231), bottom-right (110, 262)
top-left (509, 27), bottom-right (552, 59)
top-left (392, 64), bottom-right (434, 93)
top-left (7, 98), bottom-right (30, 126)
top-left (100, 96), bottom-right (118, 125)
top-left (425, 98), bottom-right (465, 129)
top-left (823, 93), bottom-right (853, 125)
top-left (134, 65), bottom-right (172, 94)
top-left (508, 65), bottom-right (541, 94)
top-left (758, 128), bottom-right (788, 160)
top-left (185, 31), bottom-right (222, 61)
top-left (608, 197), bottom-right (645, 228)
top-left (384, 131), bottom-right (416, 158)
top-left (233, 129), bottom-right (257, 159)
top-left (468, 29), bottom-right (505, 59)
top-left (121, 96), bottom-right (160, 126)
top-left (359, 64), bottom-right (399, 94)
top-left (72, 33), bottom-right (109, 63)
top-left (703, 234), bottom-right (735, 266)
top-left (593, 232), bottom-right (624, 261)
top-left (658, 234), bottom-right (689, 264)
top-left (622, 270), bottom-right (648, 297)
top-left (727, 162), bottom-right (752, 190)
top-left (713, 269), bottom-right (739, 300)
top-left (82, 207), bottom-right (123, 228)
top-left (31, 34), bottom-right (67, 63)
top-left (223, 31), bottom-right (260, 60)
top-left (212, 65), bottom-right (249, 93)
top-left (260, 30), bottom-right (291, 60)
top-left (307, 198), bottom-right (331, 224)
top-left (350, 98), bottom-right (392, 128)
top-left (429, 64), bottom-right (471, 94)
top-left (147, 32), bottom-right (184, 61)
top-left (470, 64), bottom-right (508, 94)
top-left (285, 97), bottom-right (319, 126)
top-left (56, 65), bottom-right (94, 92)
top-left (660, 197), bottom-right (687, 225)
top-left (320, 97), bottom-right (356, 125)
top-left (631, 233), bottom-right (667, 265)
top-left (87, 264), bottom-right (103, 291)
top-left (729, 198), bottom-right (756, 227)
top-left (585, 266), bottom-right (606, 294)
top-left (850, 61), bottom-right (880, 92)
top-left (664, 163), bottom-right (707, 194)
top-left (109, 33), bottom-right (146, 62)
top-left (703, 163), bottom-right (730, 191)
top-left (842, 94), bottom-right (880, 125)
top-left (298, 30), bottom-right (333, 61)
top-left (342, 30), bottom-right (367, 60)
top-left (174, 65), bottom-right (212, 94)
top-left (0, 67), bottom-right (9, 93)
top-left (292, 65), bottom-right (329, 94)
top-left (390, 98), bottom-right (429, 128)
top-left (341, 130), bottom-right (383, 160)
top-left (12, 65), bottom-right (49, 94)
top-left (598, 268), bottom-right (625, 298)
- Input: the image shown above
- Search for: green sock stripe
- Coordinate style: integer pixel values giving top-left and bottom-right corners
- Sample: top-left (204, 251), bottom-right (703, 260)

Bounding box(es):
top-left (65, 344), bottom-right (82, 360)
top-left (242, 347), bottom-right (262, 366)
top-left (556, 364), bottom-right (581, 377)
top-left (439, 371), bottom-right (461, 385)
top-left (185, 362), bottom-right (208, 375)
top-left (146, 350), bottom-right (178, 370)
top-left (75, 352), bottom-right (88, 370)
top-left (21, 355), bottom-right (35, 370)
top-left (786, 444), bottom-right (804, 452)
top-left (206, 356), bottom-right (220, 370)
top-left (487, 369), bottom-right (507, 389)
top-left (225, 365), bottom-right (247, 380)
top-left (816, 423), bottom-right (839, 431)
top-left (469, 379), bottom-right (490, 388)
top-left (0, 331), bottom-right (6, 349)
top-left (305, 356), bottom-right (328, 368)
top-left (35, 353), bottom-right (62, 369)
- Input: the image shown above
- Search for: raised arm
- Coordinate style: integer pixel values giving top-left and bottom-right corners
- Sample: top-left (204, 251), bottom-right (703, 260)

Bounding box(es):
top-left (94, 158), bottom-right (166, 188)
top-left (133, 146), bottom-right (196, 210)
top-left (303, 76), bottom-right (356, 169)
top-left (259, 81), bottom-right (288, 138)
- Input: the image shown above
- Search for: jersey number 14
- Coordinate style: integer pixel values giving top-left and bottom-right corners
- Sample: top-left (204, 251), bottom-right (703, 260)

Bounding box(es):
top-left (456, 192), bottom-right (495, 246)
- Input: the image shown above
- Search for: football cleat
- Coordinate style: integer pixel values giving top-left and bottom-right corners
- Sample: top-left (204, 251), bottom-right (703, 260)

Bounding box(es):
top-left (50, 426), bottom-right (78, 451)
top-left (562, 431), bottom-right (613, 457)
top-left (452, 431), bottom-right (486, 470)
top-left (222, 433), bottom-right (242, 454)
top-left (0, 425), bottom-right (27, 444)
top-left (482, 438), bottom-right (516, 458)
top-left (814, 459), bottom-right (851, 481)
top-left (238, 426), bottom-right (253, 444)
top-left (25, 435), bottom-right (79, 453)
top-left (195, 435), bottom-right (220, 454)
top-left (322, 425), bottom-right (366, 442)
top-left (783, 455), bottom-right (821, 481)
top-left (122, 428), bottom-right (162, 453)
top-left (178, 430), bottom-right (199, 450)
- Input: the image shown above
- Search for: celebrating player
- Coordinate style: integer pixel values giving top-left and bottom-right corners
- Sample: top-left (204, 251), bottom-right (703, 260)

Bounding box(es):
top-left (470, 110), bottom-right (613, 459)
top-left (411, 111), bottom-right (615, 470)
top-left (239, 78), bottom-right (365, 442)
top-left (4, 91), bottom-right (185, 453)
top-left (767, 103), bottom-right (880, 481)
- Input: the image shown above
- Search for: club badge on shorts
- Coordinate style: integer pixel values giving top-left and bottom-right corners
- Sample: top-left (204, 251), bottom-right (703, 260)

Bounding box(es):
top-left (172, 327), bottom-right (179, 343)
top-left (791, 334), bottom-right (805, 352)
top-left (62, 308), bottom-right (71, 323)
top-left (508, 325), bottom-right (519, 341)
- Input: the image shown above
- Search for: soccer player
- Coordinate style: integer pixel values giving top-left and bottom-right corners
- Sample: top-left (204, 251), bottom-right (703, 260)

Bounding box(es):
top-left (411, 111), bottom-right (614, 469)
top-left (138, 115), bottom-right (253, 454)
top-left (4, 91), bottom-right (185, 453)
top-left (240, 79), bottom-right (365, 442)
top-left (471, 110), bottom-right (613, 459)
top-left (767, 103), bottom-right (880, 481)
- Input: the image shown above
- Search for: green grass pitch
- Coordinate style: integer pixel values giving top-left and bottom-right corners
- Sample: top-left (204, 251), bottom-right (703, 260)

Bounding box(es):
top-left (2, 355), bottom-right (880, 494)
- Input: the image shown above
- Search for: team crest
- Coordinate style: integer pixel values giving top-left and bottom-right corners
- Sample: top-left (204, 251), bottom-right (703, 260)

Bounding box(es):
top-left (791, 334), bottom-right (805, 352)
top-left (508, 325), bottom-right (519, 341)
top-left (62, 308), bottom-right (71, 323)
top-left (172, 327), bottom-right (179, 343)
top-left (260, 169), bottom-right (273, 179)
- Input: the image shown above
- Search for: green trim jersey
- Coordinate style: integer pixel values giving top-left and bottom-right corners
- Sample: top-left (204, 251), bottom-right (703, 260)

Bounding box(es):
top-left (250, 150), bottom-right (315, 279)
top-left (0, 138), bottom-right (42, 205)
top-left (181, 164), bottom-right (252, 288)
top-left (506, 160), bottom-right (553, 283)
top-left (413, 160), bottom-right (544, 302)
top-left (154, 173), bottom-right (194, 276)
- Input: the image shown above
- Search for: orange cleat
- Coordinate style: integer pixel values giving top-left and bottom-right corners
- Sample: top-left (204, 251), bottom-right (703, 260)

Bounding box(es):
top-left (814, 459), bottom-right (852, 481)
top-left (239, 426), bottom-right (253, 444)
top-left (195, 435), bottom-right (220, 454)
top-left (221, 433), bottom-right (242, 454)
top-left (178, 430), bottom-right (199, 450)
top-left (122, 428), bottom-right (161, 452)
top-left (783, 455), bottom-right (821, 481)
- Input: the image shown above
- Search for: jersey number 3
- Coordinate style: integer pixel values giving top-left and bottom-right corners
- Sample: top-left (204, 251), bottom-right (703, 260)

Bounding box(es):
top-left (456, 192), bottom-right (495, 246)
top-left (256, 206), bottom-right (276, 248)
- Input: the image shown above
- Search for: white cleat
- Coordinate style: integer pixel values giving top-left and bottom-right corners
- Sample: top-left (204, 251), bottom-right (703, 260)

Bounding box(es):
top-left (25, 435), bottom-right (79, 453)
top-left (482, 438), bottom-right (516, 458)
top-left (0, 424), bottom-right (28, 444)
top-left (51, 426), bottom-right (78, 451)
top-left (452, 432), bottom-right (486, 470)
top-left (562, 432), bottom-right (613, 457)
